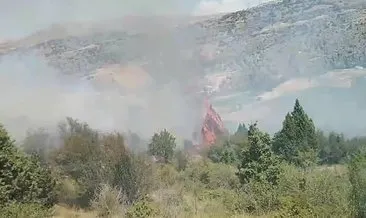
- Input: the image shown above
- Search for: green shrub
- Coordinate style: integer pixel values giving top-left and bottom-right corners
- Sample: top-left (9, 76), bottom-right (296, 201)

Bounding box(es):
top-left (183, 159), bottom-right (239, 190)
top-left (148, 129), bottom-right (176, 163)
top-left (348, 150), bottom-right (366, 217)
top-left (113, 153), bottom-right (155, 204)
top-left (126, 197), bottom-right (159, 218)
top-left (0, 203), bottom-right (52, 218)
top-left (277, 164), bottom-right (351, 217)
top-left (0, 124), bottom-right (56, 207)
top-left (237, 123), bottom-right (280, 186)
top-left (201, 188), bottom-right (246, 215)
top-left (154, 164), bottom-right (179, 188)
top-left (174, 150), bottom-right (188, 171)
top-left (241, 180), bottom-right (280, 214)
top-left (55, 177), bottom-right (85, 206)
top-left (207, 141), bottom-right (238, 165)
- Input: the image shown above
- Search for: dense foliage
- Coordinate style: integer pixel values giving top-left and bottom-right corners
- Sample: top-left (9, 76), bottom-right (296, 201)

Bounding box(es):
top-left (0, 125), bottom-right (55, 207)
top-left (237, 123), bottom-right (280, 185)
top-left (273, 99), bottom-right (318, 167)
top-left (148, 129), bottom-right (176, 163)
top-left (1, 98), bottom-right (366, 217)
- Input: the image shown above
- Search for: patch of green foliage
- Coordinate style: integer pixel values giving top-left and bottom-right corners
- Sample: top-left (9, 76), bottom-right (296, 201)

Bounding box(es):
top-left (148, 129), bottom-right (176, 163)
top-left (0, 124), bottom-right (55, 207)
top-left (2, 98), bottom-right (366, 218)
top-left (273, 99), bottom-right (318, 167)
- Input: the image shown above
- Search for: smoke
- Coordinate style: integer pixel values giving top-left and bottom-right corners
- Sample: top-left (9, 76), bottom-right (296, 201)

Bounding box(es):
top-left (0, 0), bottom-right (275, 40)
top-left (0, 0), bottom-right (217, 144)
top-left (0, 0), bottom-right (198, 40)
top-left (193, 0), bottom-right (273, 15)
top-left (0, 51), bottom-right (204, 143)
top-left (1, 0), bottom-right (365, 144)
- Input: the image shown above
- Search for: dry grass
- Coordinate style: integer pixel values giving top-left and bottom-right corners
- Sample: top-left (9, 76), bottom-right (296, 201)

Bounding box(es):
top-left (52, 205), bottom-right (97, 218)
top-left (52, 205), bottom-right (276, 218)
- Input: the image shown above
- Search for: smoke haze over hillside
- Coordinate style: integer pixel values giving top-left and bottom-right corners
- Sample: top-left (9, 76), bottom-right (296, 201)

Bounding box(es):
top-left (0, 52), bottom-right (206, 143)
top-left (0, 0), bottom-right (273, 40)
top-left (0, 0), bottom-right (365, 144)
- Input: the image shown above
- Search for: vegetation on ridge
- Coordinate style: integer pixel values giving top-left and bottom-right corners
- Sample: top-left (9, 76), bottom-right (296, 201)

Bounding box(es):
top-left (1, 99), bottom-right (366, 217)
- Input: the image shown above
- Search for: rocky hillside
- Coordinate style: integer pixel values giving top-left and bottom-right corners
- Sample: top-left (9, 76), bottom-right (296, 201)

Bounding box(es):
top-left (1, 0), bottom-right (366, 137)
top-left (2, 0), bottom-right (365, 92)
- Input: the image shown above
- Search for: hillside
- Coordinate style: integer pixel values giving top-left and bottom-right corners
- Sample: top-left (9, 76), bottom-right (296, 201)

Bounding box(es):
top-left (0, 0), bottom-right (365, 135)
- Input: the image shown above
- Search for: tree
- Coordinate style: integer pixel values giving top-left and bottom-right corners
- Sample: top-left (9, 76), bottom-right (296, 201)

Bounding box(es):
top-left (148, 129), bottom-right (176, 163)
top-left (230, 123), bottom-right (248, 145)
top-left (0, 124), bottom-right (55, 207)
top-left (53, 117), bottom-right (149, 206)
top-left (236, 123), bottom-right (280, 185)
top-left (318, 131), bottom-right (347, 165)
top-left (236, 123), bottom-right (248, 136)
top-left (272, 99), bottom-right (318, 167)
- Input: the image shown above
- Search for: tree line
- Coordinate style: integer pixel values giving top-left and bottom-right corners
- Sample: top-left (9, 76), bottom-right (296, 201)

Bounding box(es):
top-left (1, 98), bottom-right (366, 217)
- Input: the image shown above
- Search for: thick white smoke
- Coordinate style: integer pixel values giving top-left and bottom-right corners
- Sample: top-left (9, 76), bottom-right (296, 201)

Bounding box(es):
top-left (0, 51), bottom-right (205, 144)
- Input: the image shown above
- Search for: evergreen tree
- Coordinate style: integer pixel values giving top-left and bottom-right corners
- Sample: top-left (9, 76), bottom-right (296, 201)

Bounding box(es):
top-left (231, 123), bottom-right (248, 145)
top-left (237, 123), bottom-right (280, 185)
top-left (272, 99), bottom-right (318, 167)
top-left (235, 123), bottom-right (248, 136)
top-left (148, 129), bottom-right (176, 163)
top-left (318, 131), bottom-right (347, 165)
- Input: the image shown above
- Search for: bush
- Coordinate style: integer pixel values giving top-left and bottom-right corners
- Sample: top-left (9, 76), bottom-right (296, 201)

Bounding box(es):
top-left (0, 203), bottom-right (52, 218)
top-left (126, 197), bottom-right (159, 218)
top-left (55, 177), bottom-right (85, 206)
top-left (277, 164), bottom-right (351, 217)
top-left (113, 153), bottom-right (155, 204)
top-left (0, 124), bottom-right (56, 207)
top-left (207, 141), bottom-right (238, 165)
top-left (241, 181), bottom-right (280, 214)
top-left (52, 118), bottom-right (141, 207)
top-left (183, 159), bottom-right (240, 190)
top-left (151, 187), bottom-right (186, 218)
top-left (200, 188), bottom-right (247, 216)
top-left (52, 118), bottom-right (106, 206)
top-left (154, 164), bottom-right (179, 188)
top-left (174, 150), bottom-right (188, 171)
top-left (91, 184), bottom-right (127, 218)
top-left (348, 150), bottom-right (366, 217)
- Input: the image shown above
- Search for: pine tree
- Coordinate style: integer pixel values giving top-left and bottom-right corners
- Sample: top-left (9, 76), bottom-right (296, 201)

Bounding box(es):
top-left (273, 99), bottom-right (318, 167)
top-left (235, 123), bottom-right (248, 136)
top-left (231, 123), bottom-right (248, 145)
top-left (236, 123), bottom-right (280, 185)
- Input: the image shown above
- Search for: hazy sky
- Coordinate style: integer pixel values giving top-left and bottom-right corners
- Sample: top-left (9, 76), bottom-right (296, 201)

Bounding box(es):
top-left (0, 0), bottom-right (273, 40)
